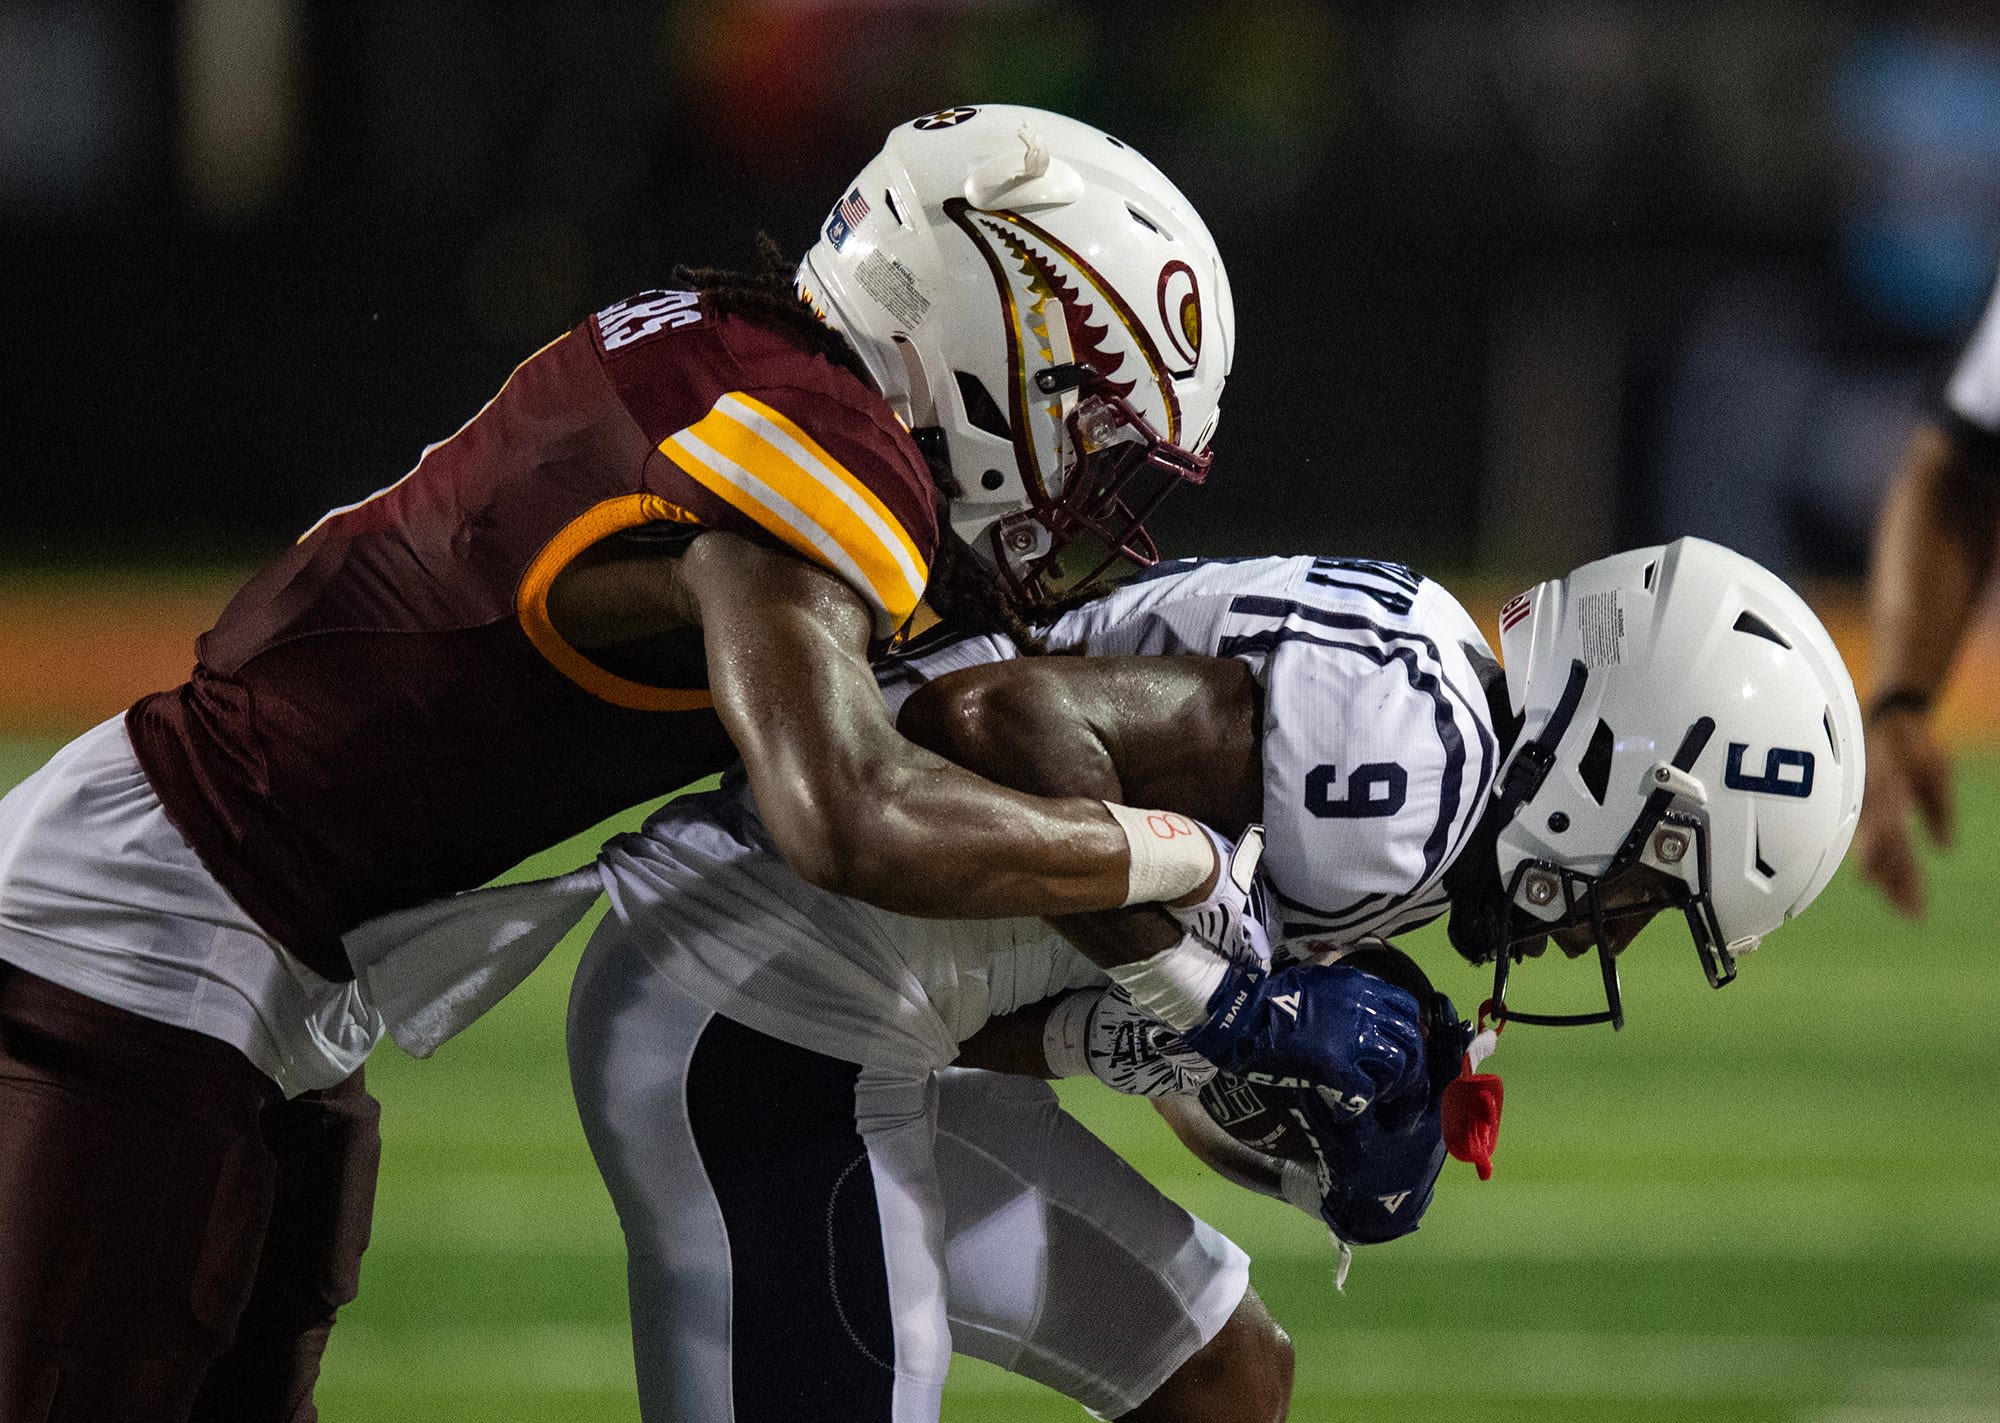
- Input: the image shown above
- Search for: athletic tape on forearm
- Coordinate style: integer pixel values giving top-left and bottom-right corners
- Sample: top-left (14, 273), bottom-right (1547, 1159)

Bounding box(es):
top-left (1040, 988), bottom-right (1102, 1079)
top-left (1102, 801), bottom-right (1217, 907)
top-left (1104, 933), bottom-right (1228, 1034)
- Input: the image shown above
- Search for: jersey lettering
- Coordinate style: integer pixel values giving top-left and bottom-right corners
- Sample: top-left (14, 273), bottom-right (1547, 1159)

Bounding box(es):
top-left (596, 290), bottom-right (702, 351)
top-left (1723, 743), bottom-right (1815, 798)
top-left (1304, 762), bottom-right (1409, 819)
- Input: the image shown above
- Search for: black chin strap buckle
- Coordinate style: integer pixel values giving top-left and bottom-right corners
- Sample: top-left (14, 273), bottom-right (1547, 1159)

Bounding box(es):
top-left (1490, 658), bottom-right (1588, 822)
top-left (1494, 739), bottom-right (1556, 813)
top-left (1033, 361), bottom-right (1098, 396)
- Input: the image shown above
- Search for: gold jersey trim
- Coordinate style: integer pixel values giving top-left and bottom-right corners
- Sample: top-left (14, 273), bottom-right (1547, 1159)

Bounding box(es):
top-left (515, 493), bottom-right (714, 713)
top-left (657, 391), bottom-right (929, 630)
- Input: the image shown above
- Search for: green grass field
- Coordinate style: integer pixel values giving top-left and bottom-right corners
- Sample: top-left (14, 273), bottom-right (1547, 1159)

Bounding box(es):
top-left (3, 739), bottom-right (1996, 1422)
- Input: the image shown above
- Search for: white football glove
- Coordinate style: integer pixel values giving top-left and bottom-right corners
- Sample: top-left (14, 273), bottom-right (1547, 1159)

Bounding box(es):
top-left (1166, 823), bottom-right (1272, 967)
top-left (1105, 824), bottom-right (1277, 1035)
top-left (1043, 986), bottom-right (1217, 1097)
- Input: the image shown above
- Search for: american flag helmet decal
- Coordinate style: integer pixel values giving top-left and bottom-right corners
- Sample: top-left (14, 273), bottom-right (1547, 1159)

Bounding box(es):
top-left (824, 187), bottom-right (872, 252)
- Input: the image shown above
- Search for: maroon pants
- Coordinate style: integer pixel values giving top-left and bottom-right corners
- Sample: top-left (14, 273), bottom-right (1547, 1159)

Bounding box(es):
top-left (0, 964), bottom-right (379, 1423)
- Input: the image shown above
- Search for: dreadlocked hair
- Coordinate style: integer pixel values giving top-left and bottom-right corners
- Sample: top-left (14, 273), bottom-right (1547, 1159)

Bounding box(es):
top-left (678, 239), bottom-right (1114, 655)
top-left (673, 235), bottom-right (872, 386)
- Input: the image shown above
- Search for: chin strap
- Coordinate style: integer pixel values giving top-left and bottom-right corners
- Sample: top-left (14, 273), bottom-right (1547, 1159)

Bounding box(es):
top-left (1447, 658), bottom-right (1589, 966)
top-left (1443, 663), bottom-right (1587, 970)
top-left (1491, 659), bottom-right (1590, 822)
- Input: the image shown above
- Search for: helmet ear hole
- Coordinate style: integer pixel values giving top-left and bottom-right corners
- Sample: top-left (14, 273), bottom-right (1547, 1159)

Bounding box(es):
top-left (1125, 202), bottom-right (1163, 234)
top-left (1732, 609), bottom-right (1791, 648)
top-left (892, 336), bottom-right (938, 426)
top-left (953, 370), bottom-right (1013, 440)
top-left (1578, 719), bottom-right (1616, 806)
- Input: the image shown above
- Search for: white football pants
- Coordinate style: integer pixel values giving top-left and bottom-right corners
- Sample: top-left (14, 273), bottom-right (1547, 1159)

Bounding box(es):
top-left (567, 936), bottom-right (1249, 1422)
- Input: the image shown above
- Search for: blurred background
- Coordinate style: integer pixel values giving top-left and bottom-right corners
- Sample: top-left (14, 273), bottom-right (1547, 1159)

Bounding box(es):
top-left (7, 0), bottom-right (2000, 577)
top-left (5, 1), bottom-right (2000, 1420)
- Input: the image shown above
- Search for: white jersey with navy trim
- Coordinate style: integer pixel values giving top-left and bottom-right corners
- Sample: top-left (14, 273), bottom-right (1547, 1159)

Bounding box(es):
top-left (882, 555), bottom-right (1502, 946)
top-left (1947, 260), bottom-right (2000, 434)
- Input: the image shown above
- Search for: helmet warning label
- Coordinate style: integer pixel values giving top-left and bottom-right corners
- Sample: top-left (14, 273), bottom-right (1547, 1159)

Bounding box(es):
top-left (856, 250), bottom-right (933, 329)
top-left (1577, 590), bottom-right (1625, 667)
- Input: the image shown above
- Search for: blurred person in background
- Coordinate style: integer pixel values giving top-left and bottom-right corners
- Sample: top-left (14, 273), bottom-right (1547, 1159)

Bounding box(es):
top-left (1655, 8), bottom-right (2000, 576)
top-left (0, 106), bottom-right (1236, 1421)
top-left (1858, 261), bottom-right (2000, 916)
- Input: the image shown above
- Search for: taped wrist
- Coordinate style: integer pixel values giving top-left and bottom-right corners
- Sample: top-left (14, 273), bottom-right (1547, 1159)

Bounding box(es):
top-left (1103, 801), bottom-right (1218, 907)
top-left (1105, 933), bottom-right (1228, 1034)
top-left (1041, 988), bottom-right (1102, 1080)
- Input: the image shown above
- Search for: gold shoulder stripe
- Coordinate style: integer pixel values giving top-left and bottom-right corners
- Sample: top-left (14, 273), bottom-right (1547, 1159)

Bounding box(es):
top-left (516, 493), bottom-right (714, 713)
top-left (725, 393), bottom-right (930, 578)
top-left (657, 391), bottom-right (929, 629)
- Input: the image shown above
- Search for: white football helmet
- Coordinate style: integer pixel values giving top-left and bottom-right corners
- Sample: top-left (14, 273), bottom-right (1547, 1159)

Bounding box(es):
top-left (797, 104), bottom-right (1235, 603)
top-left (1471, 537), bottom-right (1863, 1028)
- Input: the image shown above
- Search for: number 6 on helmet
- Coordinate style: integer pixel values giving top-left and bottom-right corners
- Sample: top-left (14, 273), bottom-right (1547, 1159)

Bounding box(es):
top-left (1462, 536), bottom-right (1865, 1028)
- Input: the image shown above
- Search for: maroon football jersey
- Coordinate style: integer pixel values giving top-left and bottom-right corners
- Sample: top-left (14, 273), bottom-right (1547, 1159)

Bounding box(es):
top-left (127, 293), bottom-right (940, 982)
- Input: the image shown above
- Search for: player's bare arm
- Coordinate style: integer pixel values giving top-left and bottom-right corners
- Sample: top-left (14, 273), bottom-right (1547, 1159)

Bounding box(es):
top-left (951, 995), bottom-right (1065, 1078)
top-left (899, 652), bottom-right (1261, 964)
top-left (1867, 425), bottom-right (2000, 704)
top-left (897, 653), bottom-right (1262, 831)
top-left (554, 529), bottom-right (1191, 918)
top-left (1860, 422), bottom-right (2000, 915)
top-left (1151, 1093), bottom-right (1288, 1201)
